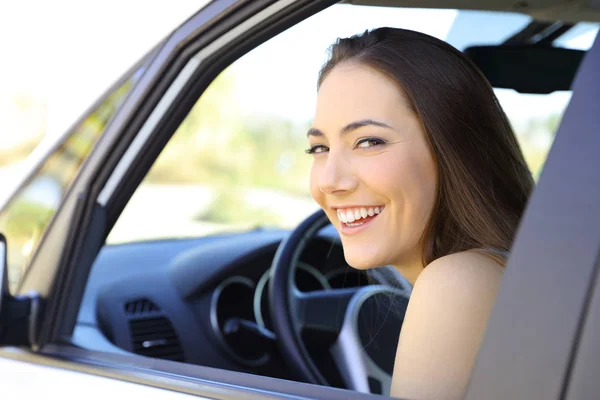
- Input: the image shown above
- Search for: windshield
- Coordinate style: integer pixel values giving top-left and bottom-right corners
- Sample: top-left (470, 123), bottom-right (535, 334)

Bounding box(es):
top-left (107, 6), bottom-right (598, 245)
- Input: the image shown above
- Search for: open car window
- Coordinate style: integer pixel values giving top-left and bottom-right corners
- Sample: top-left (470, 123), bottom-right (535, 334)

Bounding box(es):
top-left (108, 5), bottom-right (598, 245)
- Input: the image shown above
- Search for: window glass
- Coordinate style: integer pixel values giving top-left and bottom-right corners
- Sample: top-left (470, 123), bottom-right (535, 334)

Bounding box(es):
top-left (0, 68), bottom-right (143, 292)
top-left (109, 5), bottom-right (598, 245)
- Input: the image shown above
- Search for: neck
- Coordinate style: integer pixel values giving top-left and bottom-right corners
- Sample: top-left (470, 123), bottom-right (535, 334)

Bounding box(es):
top-left (393, 250), bottom-right (425, 286)
top-left (394, 265), bottom-right (422, 286)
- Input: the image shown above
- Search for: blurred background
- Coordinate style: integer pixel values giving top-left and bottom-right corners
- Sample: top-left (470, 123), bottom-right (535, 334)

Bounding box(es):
top-left (0, 1), bottom-right (206, 187)
top-left (0, 2), bottom-right (598, 258)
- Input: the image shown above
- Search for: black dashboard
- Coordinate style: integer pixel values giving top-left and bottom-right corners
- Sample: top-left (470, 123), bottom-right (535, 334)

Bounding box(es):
top-left (73, 226), bottom-right (407, 382)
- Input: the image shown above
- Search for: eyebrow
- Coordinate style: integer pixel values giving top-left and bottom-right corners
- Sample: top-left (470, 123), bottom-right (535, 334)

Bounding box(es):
top-left (306, 119), bottom-right (393, 138)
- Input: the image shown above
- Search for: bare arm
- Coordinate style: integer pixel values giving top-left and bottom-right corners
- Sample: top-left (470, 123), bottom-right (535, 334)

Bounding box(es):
top-left (391, 251), bottom-right (504, 400)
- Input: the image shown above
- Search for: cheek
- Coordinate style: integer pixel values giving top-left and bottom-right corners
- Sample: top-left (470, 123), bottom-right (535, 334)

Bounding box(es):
top-left (309, 161), bottom-right (323, 205)
top-left (394, 150), bottom-right (437, 223)
top-left (363, 148), bottom-right (436, 216)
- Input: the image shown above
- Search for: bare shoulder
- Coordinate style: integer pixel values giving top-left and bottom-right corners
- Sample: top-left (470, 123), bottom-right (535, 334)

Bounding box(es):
top-left (415, 250), bottom-right (505, 295)
top-left (391, 251), bottom-right (505, 400)
top-left (406, 250), bottom-right (505, 330)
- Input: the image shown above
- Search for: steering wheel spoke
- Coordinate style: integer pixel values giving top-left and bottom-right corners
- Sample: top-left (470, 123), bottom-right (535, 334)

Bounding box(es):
top-left (328, 286), bottom-right (407, 396)
top-left (330, 322), bottom-right (393, 396)
top-left (293, 287), bottom-right (360, 334)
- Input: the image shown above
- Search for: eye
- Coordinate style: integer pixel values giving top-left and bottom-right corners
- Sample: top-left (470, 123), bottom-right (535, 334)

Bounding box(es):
top-left (305, 145), bottom-right (329, 155)
top-left (355, 137), bottom-right (386, 149)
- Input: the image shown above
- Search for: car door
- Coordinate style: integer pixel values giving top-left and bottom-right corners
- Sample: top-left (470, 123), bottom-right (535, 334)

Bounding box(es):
top-left (465, 24), bottom-right (600, 400)
top-left (0, 0), bottom-right (599, 399)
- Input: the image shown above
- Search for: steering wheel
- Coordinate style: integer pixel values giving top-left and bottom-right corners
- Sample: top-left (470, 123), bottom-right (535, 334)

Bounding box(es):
top-left (268, 209), bottom-right (411, 395)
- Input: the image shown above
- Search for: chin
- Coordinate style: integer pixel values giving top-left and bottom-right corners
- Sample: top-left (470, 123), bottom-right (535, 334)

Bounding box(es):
top-left (342, 248), bottom-right (387, 270)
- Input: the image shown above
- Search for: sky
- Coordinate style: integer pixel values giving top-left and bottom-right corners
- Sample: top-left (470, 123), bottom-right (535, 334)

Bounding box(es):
top-left (0, 1), bottom-right (597, 150)
top-left (0, 0), bottom-right (208, 149)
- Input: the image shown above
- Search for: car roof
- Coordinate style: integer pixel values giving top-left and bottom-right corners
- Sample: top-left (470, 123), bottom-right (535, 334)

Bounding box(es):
top-left (345, 0), bottom-right (600, 23)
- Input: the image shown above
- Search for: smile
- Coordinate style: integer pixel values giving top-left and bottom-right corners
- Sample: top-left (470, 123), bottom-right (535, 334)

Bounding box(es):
top-left (336, 206), bottom-right (384, 226)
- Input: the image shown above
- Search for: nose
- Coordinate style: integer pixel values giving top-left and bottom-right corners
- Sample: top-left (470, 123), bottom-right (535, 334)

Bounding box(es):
top-left (318, 150), bottom-right (358, 195)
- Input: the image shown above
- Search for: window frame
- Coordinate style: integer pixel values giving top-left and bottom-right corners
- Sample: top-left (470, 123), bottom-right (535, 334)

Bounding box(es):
top-left (0, 64), bottom-right (149, 294)
top-left (44, 0), bottom-right (337, 344)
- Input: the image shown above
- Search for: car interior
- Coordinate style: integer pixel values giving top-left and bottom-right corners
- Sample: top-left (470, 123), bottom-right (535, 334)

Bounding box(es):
top-left (5, 0), bottom-right (596, 397)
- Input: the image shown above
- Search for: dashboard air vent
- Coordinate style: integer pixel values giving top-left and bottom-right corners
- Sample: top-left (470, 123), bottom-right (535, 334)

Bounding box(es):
top-left (124, 298), bottom-right (160, 315)
top-left (129, 316), bottom-right (184, 361)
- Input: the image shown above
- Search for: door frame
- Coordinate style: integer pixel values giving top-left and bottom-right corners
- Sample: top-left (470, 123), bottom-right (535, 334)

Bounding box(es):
top-left (465, 30), bottom-right (600, 400)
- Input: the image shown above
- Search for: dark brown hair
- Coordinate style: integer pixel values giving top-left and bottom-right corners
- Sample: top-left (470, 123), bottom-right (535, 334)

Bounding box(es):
top-left (318, 28), bottom-right (534, 266)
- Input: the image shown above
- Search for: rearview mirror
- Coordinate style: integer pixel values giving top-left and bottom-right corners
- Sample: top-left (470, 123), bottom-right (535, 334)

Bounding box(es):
top-left (464, 45), bottom-right (585, 94)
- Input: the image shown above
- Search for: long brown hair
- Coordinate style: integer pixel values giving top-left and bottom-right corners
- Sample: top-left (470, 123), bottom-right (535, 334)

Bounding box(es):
top-left (318, 28), bottom-right (534, 266)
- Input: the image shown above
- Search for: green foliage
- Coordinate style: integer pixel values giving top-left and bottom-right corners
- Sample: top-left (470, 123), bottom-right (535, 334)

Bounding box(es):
top-left (145, 67), bottom-right (313, 196)
top-left (0, 200), bottom-right (54, 240)
top-left (516, 113), bottom-right (561, 180)
top-left (0, 199), bottom-right (55, 288)
top-left (195, 188), bottom-right (280, 226)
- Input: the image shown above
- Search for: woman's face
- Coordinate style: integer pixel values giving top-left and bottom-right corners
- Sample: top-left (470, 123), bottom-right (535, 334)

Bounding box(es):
top-left (309, 64), bottom-right (437, 272)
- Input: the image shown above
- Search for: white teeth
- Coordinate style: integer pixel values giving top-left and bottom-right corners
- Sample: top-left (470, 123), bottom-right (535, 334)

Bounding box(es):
top-left (336, 206), bottom-right (383, 225)
top-left (360, 207), bottom-right (368, 219)
top-left (346, 210), bottom-right (355, 222)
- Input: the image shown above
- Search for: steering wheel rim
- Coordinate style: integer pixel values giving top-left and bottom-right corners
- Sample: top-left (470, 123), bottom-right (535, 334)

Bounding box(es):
top-left (269, 209), bottom-right (411, 394)
top-left (269, 209), bottom-right (332, 385)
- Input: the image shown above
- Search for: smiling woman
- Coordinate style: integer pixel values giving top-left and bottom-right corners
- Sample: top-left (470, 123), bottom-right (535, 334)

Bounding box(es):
top-left (310, 28), bottom-right (534, 279)
top-left (308, 27), bottom-right (534, 399)
top-left (310, 63), bottom-right (438, 284)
